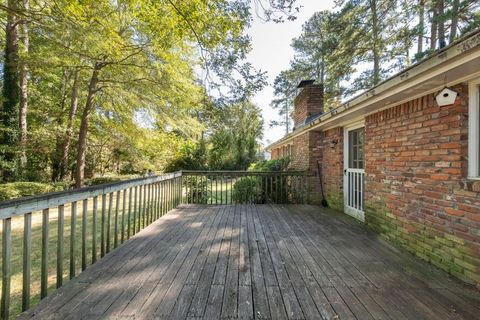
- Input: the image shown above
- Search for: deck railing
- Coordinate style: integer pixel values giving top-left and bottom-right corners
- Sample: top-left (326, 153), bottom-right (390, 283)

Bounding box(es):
top-left (182, 170), bottom-right (308, 205)
top-left (0, 170), bottom-right (307, 319)
top-left (0, 172), bottom-right (182, 319)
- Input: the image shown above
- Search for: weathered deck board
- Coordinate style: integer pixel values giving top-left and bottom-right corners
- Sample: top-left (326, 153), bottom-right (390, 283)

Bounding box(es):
top-left (19, 204), bottom-right (480, 320)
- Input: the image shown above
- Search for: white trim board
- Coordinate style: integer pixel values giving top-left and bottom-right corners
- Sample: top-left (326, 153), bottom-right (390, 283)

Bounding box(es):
top-left (468, 77), bottom-right (480, 178)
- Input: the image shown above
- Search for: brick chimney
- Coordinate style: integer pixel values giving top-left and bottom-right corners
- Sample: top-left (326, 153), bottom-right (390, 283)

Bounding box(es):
top-left (292, 81), bottom-right (324, 129)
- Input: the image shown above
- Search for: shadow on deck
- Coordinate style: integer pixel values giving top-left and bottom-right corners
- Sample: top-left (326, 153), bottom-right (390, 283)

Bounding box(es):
top-left (20, 204), bottom-right (480, 320)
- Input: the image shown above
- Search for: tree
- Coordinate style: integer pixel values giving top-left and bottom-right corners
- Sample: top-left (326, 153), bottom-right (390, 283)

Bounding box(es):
top-left (270, 69), bottom-right (302, 134)
top-left (1, 0), bottom-right (21, 181)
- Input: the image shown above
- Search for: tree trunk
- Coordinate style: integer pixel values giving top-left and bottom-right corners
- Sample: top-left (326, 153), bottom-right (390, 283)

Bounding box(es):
top-left (417, 0), bottom-right (424, 54)
top-left (60, 69), bottom-right (80, 180)
top-left (450, 0), bottom-right (459, 43)
top-left (75, 64), bottom-right (101, 188)
top-left (51, 69), bottom-right (70, 181)
top-left (437, 0), bottom-right (445, 48)
top-left (1, 0), bottom-right (21, 181)
top-left (430, 6), bottom-right (437, 49)
top-left (18, 0), bottom-right (29, 175)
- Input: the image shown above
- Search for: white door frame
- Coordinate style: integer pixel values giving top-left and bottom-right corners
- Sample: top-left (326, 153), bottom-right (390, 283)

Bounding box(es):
top-left (343, 121), bottom-right (365, 222)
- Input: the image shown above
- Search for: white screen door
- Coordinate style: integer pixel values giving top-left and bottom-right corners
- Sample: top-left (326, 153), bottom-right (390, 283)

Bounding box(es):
top-left (344, 125), bottom-right (365, 221)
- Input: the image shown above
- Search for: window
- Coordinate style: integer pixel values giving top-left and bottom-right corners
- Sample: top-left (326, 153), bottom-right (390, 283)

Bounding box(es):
top-left (468, 78), bottom-right (480, 178)
top-left (348, 128), bottom-right (365, 169)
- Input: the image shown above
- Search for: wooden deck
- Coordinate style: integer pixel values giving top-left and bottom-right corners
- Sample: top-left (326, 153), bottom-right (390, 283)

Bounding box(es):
top-left (20, 204), bottom-right (480, 320)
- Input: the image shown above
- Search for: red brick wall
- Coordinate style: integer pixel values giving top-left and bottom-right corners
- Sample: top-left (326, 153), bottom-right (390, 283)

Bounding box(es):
top-left (365, 83), bottom-right (480, 287)
top-left (320, 128), bottom-right (344, 210)
top-left (292, 84), bottom-right (324, 128)
top-left (271, 148), bottom-right (279, 160)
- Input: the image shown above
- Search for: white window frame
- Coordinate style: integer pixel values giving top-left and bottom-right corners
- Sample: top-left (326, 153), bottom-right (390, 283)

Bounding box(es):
top-left (468, 78), bottom-right (480, 179)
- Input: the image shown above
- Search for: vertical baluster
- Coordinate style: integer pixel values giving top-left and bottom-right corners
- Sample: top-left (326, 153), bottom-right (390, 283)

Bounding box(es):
top-left (121, 189), bottom-right (127, 244)
top-left (128, 188), bottom-right (132, 239)
top-left (276, 174), bottom-right (279, 204)
top-left (171, 178), bottom-right (174, 208)
top-left (148, 183), bottom-right (152, 223)
top-left (279, 174), bottom-right (283, 204)
top-left (220, 175), bottom-right (223, 204)
top-left (101, 194), bottom-right (106, 257)
top-left (70, 201), bottom-right (77, 278)
top-left (1, 217), bottom-right (12, 319)
top-left (159, 181), bottom-right (163, 214)
top-left (153, 183), bottom-right (158, 220)
top-left (168, 179), bottom-right (173, 211)
top-left (270, 175), bottom-right (273, 204)
top-left (194, 176), bottom-right (197, 204)
top-left (137, 185), bottom-right (142, 232)
top-left (176, 177), bottom-right (182, 207)
top-left (163, 180), bottom-right (167, 213)
top-left (170, 179), bottom-right (174, 209)
top-left (56, 205), bottom-right (64, 288)
top-left (143, 184), bottom-right (148, 227)
top-left (106, 193), bottom-right (113, 254)
top-left (133, 186), bottom-right (138, 235)
top-left (82, 199), bottom-right (88, 271)
top-left (231, 174), bottom-right (234, 204)
top-left (174, 178), bottom-right (177, 207)
top-left (41, 208), bottom-right (49, 299)
top-left (22, 213), bottom-right (32, 311)
top-left (92, 196), bottom-right (98, 263)
top-left (151, 182), bottom-right (154, 218)
top-left (173, 178), bottom-right (177, 207)
top-left (156, 182), bottom-right (160, 218)
top-left (114, 190), bottom-right (120, 248)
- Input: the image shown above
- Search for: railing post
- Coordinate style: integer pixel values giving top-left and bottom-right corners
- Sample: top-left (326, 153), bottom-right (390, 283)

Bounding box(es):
top-left (41, 208), bottom-right (49, 299)
top-left (82, 199), bottom-right (88, 271)
top-left (22, 213), bottom-right (32, 311)
top-left (70, 201), bottom-right (77, 278)
top-left (114, 191), bottom-right (120, 248)
top-left (92, 196), bottom-right (98, 263)
top-left (106, 194), bottom-right (113, 253)
top-left (101, 194), bottom-right (106, 257)
top-left (1, 218), bottom-right (12, 319)
top-left (56, 205), bottom-right (65, 288)
top-left (121, 189), bottom-right (127, 244)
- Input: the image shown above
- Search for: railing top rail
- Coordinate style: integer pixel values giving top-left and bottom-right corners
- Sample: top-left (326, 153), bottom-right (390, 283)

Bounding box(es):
top-left (181, 170), bottom-right (308, 175)
top-left (0, 171), bottom-right (182, 219)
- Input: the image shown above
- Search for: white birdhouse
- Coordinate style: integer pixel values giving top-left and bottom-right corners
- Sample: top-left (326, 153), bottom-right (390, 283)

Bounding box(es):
top-left (435, 87), bottom-right (458, 107)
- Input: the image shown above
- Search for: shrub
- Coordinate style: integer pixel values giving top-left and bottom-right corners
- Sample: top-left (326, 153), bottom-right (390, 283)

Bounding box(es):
top-left (183, 176), bottom-right (209, 204)
top-left (232, 176), bottom-right (263, 203)
top-left (248, 157), bottom-right (290, 172)
top-left (84, 174), bottom-right (138, 186)
top-left (0, 182), bottom-right (57, 201)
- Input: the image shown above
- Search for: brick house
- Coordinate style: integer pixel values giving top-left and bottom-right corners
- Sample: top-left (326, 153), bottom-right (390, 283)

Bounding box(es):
top-left (267, 30), bottom-right (480, 288)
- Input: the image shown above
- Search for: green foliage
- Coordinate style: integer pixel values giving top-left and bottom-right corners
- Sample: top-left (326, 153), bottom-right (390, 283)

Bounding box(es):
top-left (232, 176), bottom-right (261, 203)
top-left (184, 176), bottom-right (209, 204)
top-left (164, 140), bottom-right (208, 173)
top-left (232, 157), bottom-right (293, 203)
top-left (207, 101), bottom-right (264, 170)
top-left (248, 157), bottom-right (291, 172)
top-left (84, 174), bottom-right (140, 186)
top-left (0, 182), bottom-right (58, 201)
top-left (0, 0), bottom-right (278, 186)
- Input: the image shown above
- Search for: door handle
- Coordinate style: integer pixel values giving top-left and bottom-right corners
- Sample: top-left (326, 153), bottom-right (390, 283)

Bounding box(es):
top-left (344, 169), bottom-right (347, 175)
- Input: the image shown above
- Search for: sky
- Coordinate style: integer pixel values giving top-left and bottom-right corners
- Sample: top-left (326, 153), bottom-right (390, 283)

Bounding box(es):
top-left (246, 0), bottom-right (335, 147)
